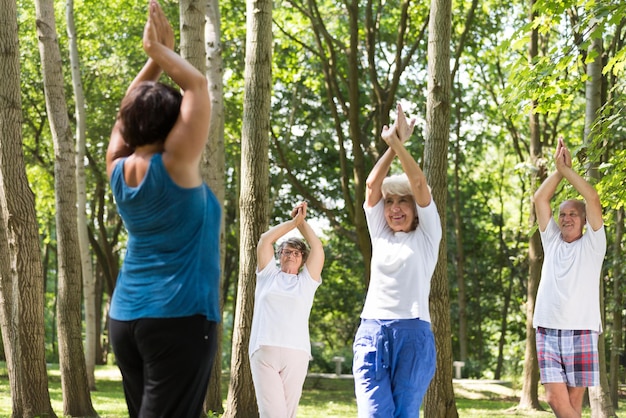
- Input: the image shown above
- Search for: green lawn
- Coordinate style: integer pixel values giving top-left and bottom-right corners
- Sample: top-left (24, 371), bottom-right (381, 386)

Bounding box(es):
top-left (0, 363), bottom-right (623, 417)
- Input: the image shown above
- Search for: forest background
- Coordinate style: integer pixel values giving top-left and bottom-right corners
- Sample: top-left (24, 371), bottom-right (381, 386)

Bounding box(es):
top-left (1, 0), bottom-right (625, 416)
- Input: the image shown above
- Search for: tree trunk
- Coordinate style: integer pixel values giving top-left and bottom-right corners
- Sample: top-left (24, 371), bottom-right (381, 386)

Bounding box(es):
top-left (203, 0), bottom-right (227, 413)
top-left (66, 0), bottom-right (97, 391)
top-left (422, 0), bottom-right (457, 416)
top-left (178, 0), bottom-right (227, 412)
top-left (35, 0), bottom-right (97, 415)
top-left (583, 29), bottom-right (616, 418)
top-left (590, 287), bottom-right (617, 418)
top-left (609, 208), bottom-right (624, 407)
top-left (452, 97), bottom-right (468, 365)
top-left (0, 0), bottom-right (56, 415)
top-left (223, 0), bottom-right (273, 416)
top-left (518, 0), bottom-right (543, 410)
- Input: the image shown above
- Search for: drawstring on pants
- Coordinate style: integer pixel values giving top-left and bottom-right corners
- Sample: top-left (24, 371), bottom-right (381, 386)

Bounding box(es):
top-left (375, 324), bottom-right (391, 380)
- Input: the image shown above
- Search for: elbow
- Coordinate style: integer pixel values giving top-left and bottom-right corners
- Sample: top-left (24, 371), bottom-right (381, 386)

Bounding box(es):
top-left (533, 188), bottom-right (546, 203)
top-left (586, 189), bottom-right (601, 207)
top-left (257, 233), bottom-right (271, 252)
top-left (188, 73), bottom-right (209, 93)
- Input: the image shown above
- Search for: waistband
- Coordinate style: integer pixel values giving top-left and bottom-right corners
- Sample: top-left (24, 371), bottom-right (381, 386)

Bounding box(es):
top-left (536, 327), bottom-right (595, 337)
top-left (360, 317), bottom-right (431, 330)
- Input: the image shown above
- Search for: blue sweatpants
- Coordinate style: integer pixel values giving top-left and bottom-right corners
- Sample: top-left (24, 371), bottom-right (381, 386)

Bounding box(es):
top-left (352, 318), bottom-right (436, 418)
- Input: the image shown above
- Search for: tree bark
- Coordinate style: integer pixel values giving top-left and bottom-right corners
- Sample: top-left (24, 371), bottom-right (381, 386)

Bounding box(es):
top-left (66, 0), bottom-right (97, 391)
top-left (451, 93), bottom-right (468, 365)
top-left (0, 0), bottom-right (56, 415)
top-left (584, 29), bottom-right (616, 418)
top-left (422, 0), bottom-right (457, 416)
top-left (203, 0), bottom-right (227, 413)
top-left (223, 0), bottom-right (273, 416)
top-left (609, 208), bottom-right (624, 407)
top-left (518, 0), bottom-right (543, 410)
top-left (35, 0), bottom-right (97, 414)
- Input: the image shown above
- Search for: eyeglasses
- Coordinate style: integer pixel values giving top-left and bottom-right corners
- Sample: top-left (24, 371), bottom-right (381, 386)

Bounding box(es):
top-left (281, 249), bottom-right (302, 257)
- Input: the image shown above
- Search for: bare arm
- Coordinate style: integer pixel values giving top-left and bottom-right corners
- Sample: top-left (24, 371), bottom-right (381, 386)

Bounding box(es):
top-left (142, 0), bottom-right (211, 186)
top-left (106, 2), bottom-right (174, 178)
top-left (534, 171), bottom-right (562, 232)
top-left (381, 104), bottom-right (431, 207)
top-left (298, 215), bottom-right (324, 282)
top-left (107, 0), bottom-right (210, 186)
top-left (365, 148), bottom-right (395, 208)
top-left (554, 143), bottom-right (603, 231)
top-left (534, 137), bottom-right (572, 231)
top-left (106, 62), bottom-right (165, 178)
top-left (366, 103), bottom-right (417, 207)
top-left (534, 137), bottom-right (603, 232)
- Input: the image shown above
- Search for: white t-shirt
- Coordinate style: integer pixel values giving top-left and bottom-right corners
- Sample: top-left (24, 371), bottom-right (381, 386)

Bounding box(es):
top-left (249, 261), bottom-right (321, 357)
top-left (533, 218), bottom-right (606, 332)
top-left (360, 198), bottom-right (442, 321)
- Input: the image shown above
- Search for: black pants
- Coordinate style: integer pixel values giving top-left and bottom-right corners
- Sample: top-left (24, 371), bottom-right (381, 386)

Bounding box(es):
top-left (109, 315), bottom-right (218, 418)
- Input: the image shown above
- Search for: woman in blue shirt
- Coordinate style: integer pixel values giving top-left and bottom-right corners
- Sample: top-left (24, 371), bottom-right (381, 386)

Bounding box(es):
top-left (106, 2), bottom-right (220, 417)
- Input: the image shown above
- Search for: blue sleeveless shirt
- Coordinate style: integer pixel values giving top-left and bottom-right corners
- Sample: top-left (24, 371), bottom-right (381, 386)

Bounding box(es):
top-left (109, 153), bottom-right (221, 322)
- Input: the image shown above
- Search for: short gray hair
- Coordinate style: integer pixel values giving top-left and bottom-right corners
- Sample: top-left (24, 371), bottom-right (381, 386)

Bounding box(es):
top-left (381, 173), bottom-right (413, 199)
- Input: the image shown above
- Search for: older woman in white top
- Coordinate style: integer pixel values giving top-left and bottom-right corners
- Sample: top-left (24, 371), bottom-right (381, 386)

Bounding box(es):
top-left (353, 103), bottom-right (442, 418)
top-left (249, 201), bottom-right (324, 418)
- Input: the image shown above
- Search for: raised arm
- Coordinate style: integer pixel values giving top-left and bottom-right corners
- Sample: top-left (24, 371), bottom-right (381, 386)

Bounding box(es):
top-left (106, 61), bottom-right (166, 178)
top-left (554, 140), bottom-right (603, 231)
top-left (534, 137), bottom-right (571, 231)
top-left (257, 205), bottom-right (305, 271)
top-left (381, 104), bottom-right (430, 207)
top-left (365, 148), bottom-right (395, 208)
top-left (297, 204), bottom-right (324, 282)
top-left (534, 171), bottom-right (562, 232)
top-left (366, 103), bottom-right (417, 207)
top-left (142, 0), bottom-right (211, 186)
top-left (106, 0), bottom-right (176, 178)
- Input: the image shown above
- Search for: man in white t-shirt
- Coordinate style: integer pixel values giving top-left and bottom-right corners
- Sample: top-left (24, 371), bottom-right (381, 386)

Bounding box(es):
top-left (533, 137), bottom-right (606, 418)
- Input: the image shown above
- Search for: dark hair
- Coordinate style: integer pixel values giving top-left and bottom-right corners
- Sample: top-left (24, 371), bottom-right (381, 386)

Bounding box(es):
top-left (276, 238), bottom-right (310, 265)
top-left (118, 81), bottom-right (182, 147)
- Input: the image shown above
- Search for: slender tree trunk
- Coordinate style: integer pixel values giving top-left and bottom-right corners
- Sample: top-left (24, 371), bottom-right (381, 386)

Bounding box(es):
top-left (224, 0), bottom-right (273, 416)
top-left (203, 0), bottom-right (227, 412)
top-left (179, 0), bottom-right (227, 412)
top-left (422, 0), bottom-right (457, 416)
top-left (584, 28), bottom-right (616, 418)
top-left (495, 273), bottom-right (513, 380)
top-left (452, 92), bottom-right (468, 365)
top-left (66, 0), bottom-right (97, 391)
top-left (590, 286), bottom-right (617, 417)
top-left (494, 182), bottom-right (514, 380)
top-left (35, 0), bottom-right (97, 414)
top-left (0, 1), bottom-right (56, 415)
top-left (518, 0), bottom-right (543, 410)
top-left (609, 208), bottom-right (624, 407)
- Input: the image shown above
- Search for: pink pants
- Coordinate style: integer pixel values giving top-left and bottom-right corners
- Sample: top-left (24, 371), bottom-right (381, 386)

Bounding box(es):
top-left (250, 345), bottom-right (310, 418)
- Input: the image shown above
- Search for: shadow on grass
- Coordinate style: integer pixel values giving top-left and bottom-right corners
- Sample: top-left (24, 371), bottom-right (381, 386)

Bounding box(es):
top-left (1, 363), bottom-right (624, 418)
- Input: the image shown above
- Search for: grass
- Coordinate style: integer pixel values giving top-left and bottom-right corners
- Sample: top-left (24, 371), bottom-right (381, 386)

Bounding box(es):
top-left (0, 363), bottom-right (624, 417)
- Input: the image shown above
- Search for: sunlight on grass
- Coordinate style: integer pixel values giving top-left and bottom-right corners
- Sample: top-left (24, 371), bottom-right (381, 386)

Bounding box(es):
top-left (0, 363), bottom-right (623, 417)
top-left (298, 376), bottom-right (357, 417)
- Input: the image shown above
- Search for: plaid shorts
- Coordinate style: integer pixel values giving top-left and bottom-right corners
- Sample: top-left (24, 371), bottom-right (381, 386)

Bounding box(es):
top-left (536, 327), bottom-right (599, 387)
